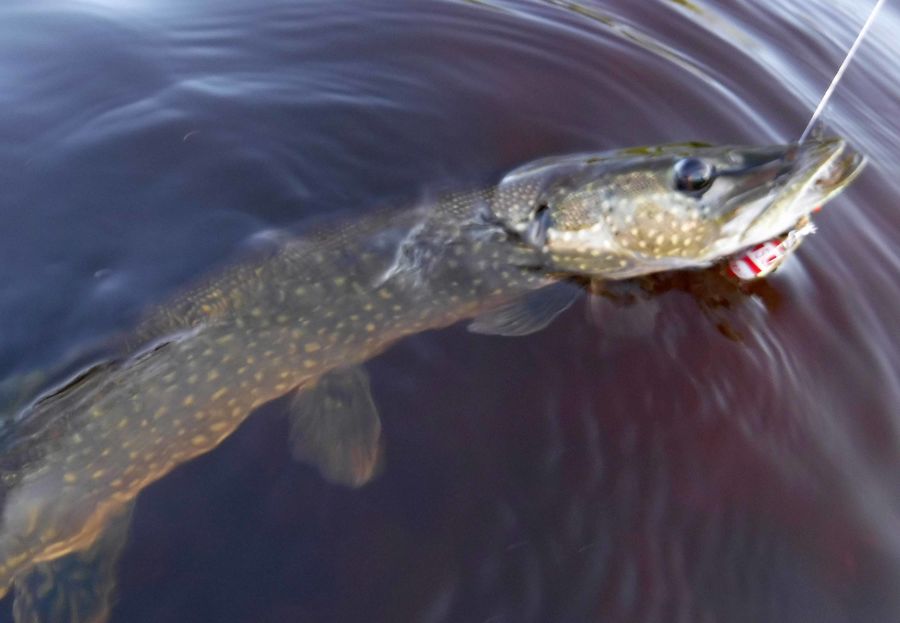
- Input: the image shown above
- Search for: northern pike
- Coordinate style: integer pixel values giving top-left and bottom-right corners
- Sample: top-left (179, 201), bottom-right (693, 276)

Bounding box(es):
top-left (0, 138), bottom-right (864, 621)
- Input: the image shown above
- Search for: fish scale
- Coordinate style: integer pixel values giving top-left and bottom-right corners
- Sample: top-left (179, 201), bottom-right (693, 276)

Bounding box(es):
top-left (0, 138), bottom-right (863, 618)
top-left (0, 188), bottom-right (546, 596)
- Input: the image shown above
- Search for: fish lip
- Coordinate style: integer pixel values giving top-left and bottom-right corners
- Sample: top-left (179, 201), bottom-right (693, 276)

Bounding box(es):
top-left (787, 137), bottom-right (866, 198)
top-left (740, 137), bottom-right (865, 243)
top-left (817, 142), bottom-right (867, 189)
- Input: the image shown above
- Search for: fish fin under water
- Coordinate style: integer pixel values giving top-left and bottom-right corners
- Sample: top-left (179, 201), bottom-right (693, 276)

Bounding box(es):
top-left (288, 366), bottom-right (382, 488)
top-left (468, 281), bottom-right (582, 337)
top-left (12, 502), bottom-right (134, 623)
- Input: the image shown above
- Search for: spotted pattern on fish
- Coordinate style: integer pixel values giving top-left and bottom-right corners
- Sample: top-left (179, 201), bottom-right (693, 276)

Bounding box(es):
top-left (0, 138), bottom-right (864, 598)
top-left (0, 188), bottom-right (547, 593)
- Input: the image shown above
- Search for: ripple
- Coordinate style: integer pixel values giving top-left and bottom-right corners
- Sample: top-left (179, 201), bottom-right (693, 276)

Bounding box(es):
top-left (1, 0), bottom-right (899, 621)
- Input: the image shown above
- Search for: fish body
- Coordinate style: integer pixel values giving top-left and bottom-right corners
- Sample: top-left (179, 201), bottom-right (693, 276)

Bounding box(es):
top-left (0, 190), bottom-right (544, 595)
top-left (0, 138), bottom-right (863, 617)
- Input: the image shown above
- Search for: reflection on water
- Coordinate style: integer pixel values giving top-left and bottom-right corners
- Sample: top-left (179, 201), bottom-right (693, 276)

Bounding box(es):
top-left (1, 0), bottom-right (899, 621)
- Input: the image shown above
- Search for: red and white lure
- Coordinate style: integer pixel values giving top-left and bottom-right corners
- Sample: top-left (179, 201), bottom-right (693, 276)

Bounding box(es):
top-left (728, 0), bottom-right (884, 281)
top-left (727, 220), bottom-right (817, 280)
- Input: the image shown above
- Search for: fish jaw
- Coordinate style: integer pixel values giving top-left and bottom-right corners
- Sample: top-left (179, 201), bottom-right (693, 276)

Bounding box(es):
top-left (489, 139), bottom-right (865, 279)
top-left (730, 138), bottom-right (866, 253)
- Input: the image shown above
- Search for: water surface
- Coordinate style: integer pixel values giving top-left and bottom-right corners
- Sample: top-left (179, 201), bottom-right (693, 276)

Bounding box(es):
top-left (1, 0), bottom-right (898, 621)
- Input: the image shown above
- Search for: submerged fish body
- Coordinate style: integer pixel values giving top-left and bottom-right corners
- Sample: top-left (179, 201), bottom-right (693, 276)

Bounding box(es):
top-left (0, 139), bottom-right (863, 619)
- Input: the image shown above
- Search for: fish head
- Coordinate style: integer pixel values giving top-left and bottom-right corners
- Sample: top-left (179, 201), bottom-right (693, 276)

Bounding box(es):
top-left (493, 138), bottom-right (865, 278)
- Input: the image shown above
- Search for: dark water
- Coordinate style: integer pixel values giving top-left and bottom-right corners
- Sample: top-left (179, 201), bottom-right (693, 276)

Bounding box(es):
top-left (1, 0), bottom-right (899, 621)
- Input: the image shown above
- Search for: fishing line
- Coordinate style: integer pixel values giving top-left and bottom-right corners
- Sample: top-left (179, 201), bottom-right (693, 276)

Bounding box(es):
top-left (799, 0), bottom-right (886, 143)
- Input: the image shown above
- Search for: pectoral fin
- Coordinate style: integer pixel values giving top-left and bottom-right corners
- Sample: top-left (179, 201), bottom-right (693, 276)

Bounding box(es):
top-left (288, 366), bottom-right (382, 488)
top-left (468, 282), bottom-right (582, 336)
top-left (13, 503), bottom-right (134, 623)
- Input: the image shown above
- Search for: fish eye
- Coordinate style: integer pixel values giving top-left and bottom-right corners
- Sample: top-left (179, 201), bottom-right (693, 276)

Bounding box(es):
top-left (673, 158), bottom-right (716, 192)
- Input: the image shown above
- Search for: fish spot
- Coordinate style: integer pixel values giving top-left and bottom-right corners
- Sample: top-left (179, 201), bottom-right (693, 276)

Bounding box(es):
top-left (211, 387), bottom-right (228, 401)
top-left (304, 342), bottom-right (321, 353)
top-left (365, 323), bottom-right (376, 332)
top-left (6, 553), bottom-right (28, 568)
top-left (207, 369), bottom-right (220, 381)
top-left (91, 469), bottom-right (106, 480)
top-left (182, 395), bottom-right (195, 407)
top-left (191, 435), bottom-right (209, 447)
top-left (63, 473), bottom-right (78, 483)
top-left (91, 407), bottom-right (104, 418)
top-left (211, 421), bottom-right (230, 432)
top-left (187, 374), bottom-right (198, 385)
top-left (194, 411), bottom-right (207, 420)
top-left (303, 359), bottom-right (318, 369)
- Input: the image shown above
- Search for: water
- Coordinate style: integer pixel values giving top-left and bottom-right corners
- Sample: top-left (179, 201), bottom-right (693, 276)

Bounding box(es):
top-left (1, 0), bottom-right (899, 621)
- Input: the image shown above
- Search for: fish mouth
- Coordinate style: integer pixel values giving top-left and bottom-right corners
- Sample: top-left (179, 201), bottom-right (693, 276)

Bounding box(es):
top-left (781, 137), bottom-right (866, 209)
top-left (741, 137), bottom-right (866, 245)
top-left (809, 139), bottom-right (866, 197)
top-left (801, 136), bottom-right (864, 184)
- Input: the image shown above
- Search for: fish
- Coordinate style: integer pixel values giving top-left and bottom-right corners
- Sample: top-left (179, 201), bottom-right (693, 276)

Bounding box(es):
top-left (0, 137), bottom-right (864, 622)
